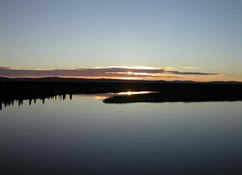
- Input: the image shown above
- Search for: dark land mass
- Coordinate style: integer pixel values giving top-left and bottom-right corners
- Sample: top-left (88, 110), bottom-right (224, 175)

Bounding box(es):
top-left (103, 92), bottom-right (242, 104)
top-left (1, 77), bottom-right (242, 109)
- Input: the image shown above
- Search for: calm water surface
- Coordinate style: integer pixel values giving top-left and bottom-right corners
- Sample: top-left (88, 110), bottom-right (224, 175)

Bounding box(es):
top-left (1, 94), bottom-right (242, 174)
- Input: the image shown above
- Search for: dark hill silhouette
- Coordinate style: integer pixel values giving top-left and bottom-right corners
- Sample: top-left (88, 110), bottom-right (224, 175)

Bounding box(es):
top-left (1, 76), bottom-right (242, 84)
top-left (103, 92), bottom-right (242, 104)
top-left (1, 77), bottom-right (242, 110)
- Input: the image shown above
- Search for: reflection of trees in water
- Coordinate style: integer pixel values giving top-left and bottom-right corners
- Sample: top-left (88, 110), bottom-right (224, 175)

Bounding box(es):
top-left (0, 94), bottom-right (73, 111)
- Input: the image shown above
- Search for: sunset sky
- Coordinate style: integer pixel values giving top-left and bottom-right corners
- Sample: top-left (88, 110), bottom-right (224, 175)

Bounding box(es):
top-left (1, 0), bottom-right (242, 81)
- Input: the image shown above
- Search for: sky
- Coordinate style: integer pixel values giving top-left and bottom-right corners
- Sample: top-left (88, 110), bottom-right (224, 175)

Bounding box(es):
top-left (1, 0), bottom-right (242, 81)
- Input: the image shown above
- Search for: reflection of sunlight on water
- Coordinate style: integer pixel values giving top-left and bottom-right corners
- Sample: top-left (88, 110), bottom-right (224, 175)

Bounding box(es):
top-left (0, 92), bottom-right (158, 110)
top-left (119, 77), bottom-right (138, 80)
top-left (118, 91), bottom-right (156, 96)
top-left (95, 96), bottom-right (108, 100)
top-left (94, 91), bottom-right (157, 100)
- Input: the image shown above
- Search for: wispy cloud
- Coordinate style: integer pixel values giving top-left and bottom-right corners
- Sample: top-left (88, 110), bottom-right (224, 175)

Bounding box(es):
top-left (183, 66), bottom-right (197, 70)
top-left (0, 66), bottom-right (219, 79)
top-left (164, 66), bottom-right (175, 71)
top-left (168, 71), bottom-right (217, 75)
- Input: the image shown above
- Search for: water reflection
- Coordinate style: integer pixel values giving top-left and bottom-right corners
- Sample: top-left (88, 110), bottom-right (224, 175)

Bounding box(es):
top-left (94, 91), bottom-right (157, 100)
top-left (118, 91), bottom-right (158, 95)
top-left (1, 92), bottom-right (242, 174)
top-left (0, 94), bottom-right (73, 111)
top-left (0, 91), bottom-right (156, 110)
top-left (1, 90), bottom-right (242, 111)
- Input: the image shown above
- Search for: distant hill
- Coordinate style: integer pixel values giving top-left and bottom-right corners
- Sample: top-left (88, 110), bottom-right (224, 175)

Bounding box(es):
top-left (0, 76), bottom-right (242, 85)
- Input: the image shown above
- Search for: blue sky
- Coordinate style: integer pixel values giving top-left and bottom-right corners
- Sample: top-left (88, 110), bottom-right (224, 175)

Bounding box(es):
top-left (1, 0), bottom-right (242, 81)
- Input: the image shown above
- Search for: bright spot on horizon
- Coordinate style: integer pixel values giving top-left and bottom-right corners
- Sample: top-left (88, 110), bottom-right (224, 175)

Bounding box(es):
top-left (118, 91), bottom-right (157, 96)
top-left (95, 66), bottom-right (160, 70)
top-left (119, 77), bottom-right (138, 80)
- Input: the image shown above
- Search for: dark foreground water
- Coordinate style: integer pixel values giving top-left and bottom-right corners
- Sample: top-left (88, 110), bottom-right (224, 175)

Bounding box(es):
top-left (1, 94), bottom-right (242, 175)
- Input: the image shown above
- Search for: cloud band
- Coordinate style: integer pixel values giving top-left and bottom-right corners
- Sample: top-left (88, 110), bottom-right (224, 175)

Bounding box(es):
top-left (0, 66), bottom-right (219, 79)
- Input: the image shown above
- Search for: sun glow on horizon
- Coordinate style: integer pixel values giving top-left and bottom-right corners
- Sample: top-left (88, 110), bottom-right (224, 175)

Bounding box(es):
top-left (118, 77), bottom-right (138, 80)
top-left (0, 66), bottom-right (241, 82)
top-left (118, 91), bottom-right (158, 96)
top-left (95, 66), bottom-right (160, 70)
